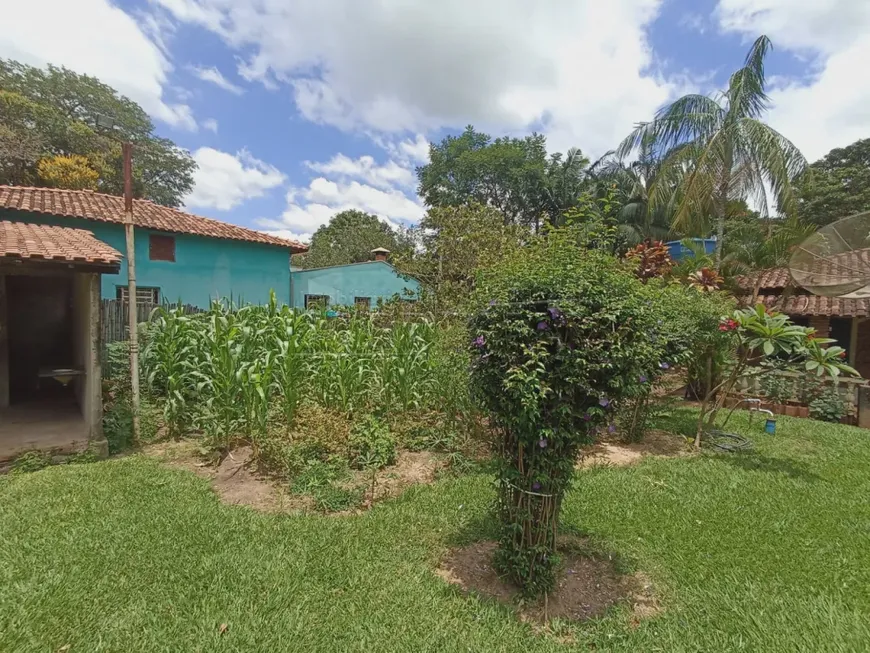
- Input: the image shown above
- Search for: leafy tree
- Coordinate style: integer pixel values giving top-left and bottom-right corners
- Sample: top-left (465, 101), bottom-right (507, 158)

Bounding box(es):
top-left (796, 138), bottom-right (870, 226)
top-left (418, 126), bottom-right (572, 230)
top-left (292, 210), bottom-right (413, 269)
top-left (394, 204), bottom-right (522, 313)
top-left (541, 147), bottom-right (590, 226)
top-left (619, 36), bottom-right (807, 265)
top-left (0, 60), bottom-right (196, 207)
top-left (37, 154), bottom-right (99, 190)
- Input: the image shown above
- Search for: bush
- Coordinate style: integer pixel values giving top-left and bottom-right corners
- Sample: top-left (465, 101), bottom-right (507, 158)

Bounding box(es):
top-left (469, 228), bottom-right (688, 597)
top-left (760, 374), bottom-right (795, 405)
top-left (348, 416), bottom-right (397, 470)
top-left (809, 386), bottom-right (846, 422)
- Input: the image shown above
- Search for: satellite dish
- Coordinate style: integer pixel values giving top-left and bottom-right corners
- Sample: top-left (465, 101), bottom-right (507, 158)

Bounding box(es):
top-left (789, 211), bottom-right (870, 298)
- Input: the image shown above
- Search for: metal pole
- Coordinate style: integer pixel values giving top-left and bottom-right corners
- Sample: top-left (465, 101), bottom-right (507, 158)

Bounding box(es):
top-left (123, 143), bottom-right (140, 441)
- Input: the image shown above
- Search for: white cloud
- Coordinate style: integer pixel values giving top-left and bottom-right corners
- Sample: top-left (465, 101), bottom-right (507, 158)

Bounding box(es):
top-left (259, 174), bottom-right (424, 239)
top-left (185, 147), bottom-right (286, 211)
top-left (153, 0), bottom-right (676, 156)
top-left (717, 0), bottom-right (870, 161)
top-left (189, 64), bottom-right (245, 95)
top-left (0, 0), bottom-right (196, 131)
top-left (306, 154), bottom-right (415, 190)
top-left (398, 135), bottom-right (431, 165)
top-left (202, 118), bottom-right (219, 133)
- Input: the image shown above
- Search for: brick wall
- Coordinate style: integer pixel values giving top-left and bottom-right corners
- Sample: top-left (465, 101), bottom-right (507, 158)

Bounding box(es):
top-left (809, 316), bottom-right (831, 337)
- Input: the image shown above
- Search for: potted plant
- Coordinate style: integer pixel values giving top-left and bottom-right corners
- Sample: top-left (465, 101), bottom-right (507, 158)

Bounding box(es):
top-left (760, 374), bottom-right (793, 416)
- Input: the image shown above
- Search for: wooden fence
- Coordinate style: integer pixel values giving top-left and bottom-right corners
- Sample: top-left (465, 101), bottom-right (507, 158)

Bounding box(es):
top-left (100, 300), bottom-right (202, 373)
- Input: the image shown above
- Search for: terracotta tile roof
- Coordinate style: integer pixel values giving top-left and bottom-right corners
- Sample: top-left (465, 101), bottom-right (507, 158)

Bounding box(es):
top-left (0, 220), bottom-right (122, 267)
top-left (753, 293), bottom-right (870, 318)
top-left (0, 186), bottom-right (307, 252)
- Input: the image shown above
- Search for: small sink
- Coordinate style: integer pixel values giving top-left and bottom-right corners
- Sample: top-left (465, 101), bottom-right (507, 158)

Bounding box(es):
top-left (38, 368), bottom-right (85, 387)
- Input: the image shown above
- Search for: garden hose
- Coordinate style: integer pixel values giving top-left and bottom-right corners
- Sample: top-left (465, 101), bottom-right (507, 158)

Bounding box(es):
top-left (701, 429), bottom-right (753, 452)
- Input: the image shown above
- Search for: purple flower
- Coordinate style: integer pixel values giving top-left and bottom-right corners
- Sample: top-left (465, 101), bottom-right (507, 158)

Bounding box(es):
top-left (659, 362), bottom-right (670, 370)
top-left (608, 423), bottom-right (616, 433)
top-left (538, 438), bottom-right (548, 449)
top-left (547, 306), bottom-right (562, 320)
top-left (639, 375), bottom-right (648, 383)
top-left (532, 482), bottom-right (541, 491)
top-left (599, 397), bottom-right (611, 408)
top-left (536, 321), bottom-right (549, 331)
top-left (567, 342), bottom-right (576, 350)
top-left (488, 299), bottom-right (497, 306)
top-left (583, 413), bottom-right (592, 422)
top-left (472, 335), bottom-right (486, 348)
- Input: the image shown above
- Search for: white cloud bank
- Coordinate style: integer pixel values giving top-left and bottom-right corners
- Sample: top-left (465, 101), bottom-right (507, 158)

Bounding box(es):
top-left (0, 0), bottom-right (197, 131)
top-left (717, 0), bottom-right (870, 161)
top-left (186, 148), bottom-right (286, 211)
top-left (152, 0), bottom-right (676, 156)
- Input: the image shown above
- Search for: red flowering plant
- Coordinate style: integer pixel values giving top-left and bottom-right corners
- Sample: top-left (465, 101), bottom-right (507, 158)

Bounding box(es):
top-left (625, 240), bottom-right (673, 282)
top-left (695, 304), bottom-right (858, 445)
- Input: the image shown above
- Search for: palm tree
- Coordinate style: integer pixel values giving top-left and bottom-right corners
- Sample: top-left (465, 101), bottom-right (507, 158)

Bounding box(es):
top-left (722, 217), bottom-right (815, 301)
top-left (589, 142), bottom-right (674, 245)
top-left (618, 35), bottom-right (808, 266)
top-left (542, 147), bottom-right (589, 227)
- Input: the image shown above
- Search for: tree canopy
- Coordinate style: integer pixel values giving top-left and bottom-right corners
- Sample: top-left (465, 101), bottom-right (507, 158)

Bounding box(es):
top-left (0, 60), bottom-right (196, 207)
top-left (416, 126), bottom-right (587, 231)
top-left (291, 210), bottom-right (413, 269)
top-left (796, 138), bottom-right (870, 226)
top-left (619, 36), bottom-right (807, 264)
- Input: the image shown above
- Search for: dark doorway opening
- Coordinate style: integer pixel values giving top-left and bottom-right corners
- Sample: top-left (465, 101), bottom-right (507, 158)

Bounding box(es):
top-left (7, 274), bottom-right (75, 405)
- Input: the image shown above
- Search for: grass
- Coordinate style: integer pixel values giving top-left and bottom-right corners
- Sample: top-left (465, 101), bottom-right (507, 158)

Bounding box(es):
top-left (1, 409), bottom-right (869, 652)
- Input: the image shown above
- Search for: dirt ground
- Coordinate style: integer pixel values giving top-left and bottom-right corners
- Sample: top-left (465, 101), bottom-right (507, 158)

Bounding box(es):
top-left (436, 540), bottom-right (658, 625)
top-left (142, 441), bottom-right (444, 514)
top-left (578, 429), bottom-right (692, 468)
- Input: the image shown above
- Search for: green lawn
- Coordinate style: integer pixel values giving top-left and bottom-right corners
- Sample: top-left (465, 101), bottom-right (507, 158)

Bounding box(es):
top-left (1, 410), bottom-right (869, 652)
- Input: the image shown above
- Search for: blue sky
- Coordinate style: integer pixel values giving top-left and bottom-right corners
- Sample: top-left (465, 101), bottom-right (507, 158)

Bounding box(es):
top-left (2, 0), bottom-right (868, 242)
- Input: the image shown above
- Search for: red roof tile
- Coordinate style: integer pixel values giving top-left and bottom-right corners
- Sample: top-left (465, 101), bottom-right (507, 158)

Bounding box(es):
top-left (0, 186), bottom-right (306, 252)
top-left (737, 268), bottom-right (793, 289)
top-left (747, 293), bottom-right (870, 318)
top-left (0, 220), bottom-right (122, 267)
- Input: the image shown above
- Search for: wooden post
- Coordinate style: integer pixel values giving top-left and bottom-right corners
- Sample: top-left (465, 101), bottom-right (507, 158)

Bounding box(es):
top-left (123, 142), bottom-right (140, 441)
top-left (849, 317), bottom-right (859, 367)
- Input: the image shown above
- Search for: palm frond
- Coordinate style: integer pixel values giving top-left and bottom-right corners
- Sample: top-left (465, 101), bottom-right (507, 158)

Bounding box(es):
top-left (617, 95), bottom-right (724, 159)
top-left (735, 117), bottom-right (808, 217)
top-left (727, 35), bottom-right (772, 121)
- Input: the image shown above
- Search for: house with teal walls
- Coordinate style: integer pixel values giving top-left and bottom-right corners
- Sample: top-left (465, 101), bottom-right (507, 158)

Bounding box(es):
top-left (0, 186), bottom-right (306, 308)
top-left (291, 249), bottom-right (421, 309)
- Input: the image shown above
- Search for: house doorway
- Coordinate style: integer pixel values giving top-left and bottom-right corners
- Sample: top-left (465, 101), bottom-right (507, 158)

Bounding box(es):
top-left (6, 274), bottom-right (76, 405)
top-left (0, 272), bottom-right (89, 460)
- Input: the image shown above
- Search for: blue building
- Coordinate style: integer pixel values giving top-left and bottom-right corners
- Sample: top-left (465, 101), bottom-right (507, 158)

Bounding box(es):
top-left (0, 186), bottom-right (306, 307)
top-left (666, 238), bottom-right (717, 261)
top-left (291, 248), bottom-right (421, 309)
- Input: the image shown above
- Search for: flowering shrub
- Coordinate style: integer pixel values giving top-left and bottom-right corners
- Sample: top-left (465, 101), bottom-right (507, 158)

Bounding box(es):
top-left (469, 230), bottom-right (687, 597)
top-left (695, 304), bottom-right (858, 443)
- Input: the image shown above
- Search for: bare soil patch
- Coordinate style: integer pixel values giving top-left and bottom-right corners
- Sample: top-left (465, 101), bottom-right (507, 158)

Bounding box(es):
top-left (436, 540), bottom-right (658, 625)
top-left (579, 429), bottom-right (691, 468)
top-left (349, 450), bottom-right (445, 503)
top-left (142, 441), bottom-right (311, 513)
top-left (143, 441), bottom-right (444, 513)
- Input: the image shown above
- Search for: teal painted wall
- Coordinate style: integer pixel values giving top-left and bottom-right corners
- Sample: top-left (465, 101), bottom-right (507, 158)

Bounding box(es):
top-left (291, 261), bottom-right (420, 308)
top-left (1, 209), bottom-right (291, 308)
